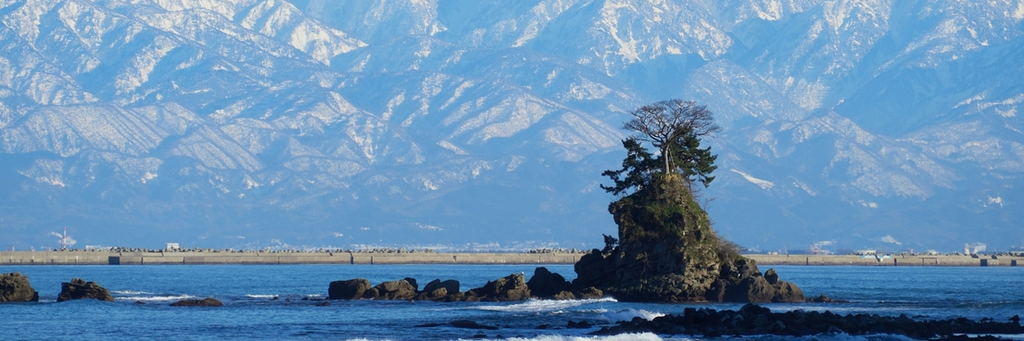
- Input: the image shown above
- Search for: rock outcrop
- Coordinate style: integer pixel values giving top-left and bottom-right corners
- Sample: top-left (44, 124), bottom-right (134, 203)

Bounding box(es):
top-left (170, 297), bottom-right (223, 306)
top-left (324, 271), bottom-right (607, 302)
top-left (420, 279), bottom-right (460, 300)
top-left (57, 278), bottom-right (114, 302)
top-left (526, 267), bottom-right (573, 299)
top-left (0, 272), bottom-right (39, 302)
top-left (328, 278), bottom-right (371, 300)
top-left (595, 304), bottom-right (1024, 338)
top-left (329, 278), bottom-right (462, 301)
top-left (369, 279), bottom-right (417, 300)
top-left (574, 174), bottom-right (804, 303)
top-left (463, 273), bottom-right (530, 302)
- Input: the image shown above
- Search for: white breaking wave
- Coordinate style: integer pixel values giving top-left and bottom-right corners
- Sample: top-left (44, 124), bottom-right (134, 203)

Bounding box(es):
top-left (470, 333), bottom-right (667, 341)
top-left (475, 298), bottom-right (617, 313)
top-left (802, 333), bottom-right (920, 341)
top-left (599, 308), bottom-right (665, 323)
top-left (111, 290), bottom-right (151, 295)
top-left (244, 294), bottom-right (278, 299)
top-left (114, 294), bottom-right (194, 302)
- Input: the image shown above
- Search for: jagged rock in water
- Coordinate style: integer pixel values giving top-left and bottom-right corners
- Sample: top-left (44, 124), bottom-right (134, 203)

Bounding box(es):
top-left (464, 273), bottom-right (530, 302)
top-left (575, 286), bottom-right (604, 299)
top-left (403, 277), bottom-right (418, 292)
top-left (419, 279), bottom-right (460, 300)
top-left (572, 250), bottom-right (616, 290)
top-left (594, 304), bottom-right (1024, 338)
top-left (574, 174), bottom-right (804, 303)
top-left (552, 291), bottom-right (577, 300)
top-left (328, 278), bottom-right (371, 300)
top-left (170, 297), bottom-right (223, 307)
top-left (57, 278), bottom-right (114, 302)
top-left (809, 294), bottom-right (847, 303)
top-left (422, 279), bottom-right (460, 295)
top-left (526, 267), bottom-right (572, 298)
top-left (0, 272), bottom-right (39, 302)
top-left (372, 279), bottom-right (417, 300)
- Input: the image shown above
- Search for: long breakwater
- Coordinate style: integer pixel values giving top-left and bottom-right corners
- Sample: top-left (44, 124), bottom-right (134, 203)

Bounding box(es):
top-left (0, 250), bottom-right (580, 265)
top-left (1, 251), bottom-right (1021, 266)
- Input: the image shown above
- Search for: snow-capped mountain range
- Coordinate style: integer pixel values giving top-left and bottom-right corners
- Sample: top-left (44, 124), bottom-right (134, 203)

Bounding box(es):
top-left (1, 0), bottom-right (1021, 252)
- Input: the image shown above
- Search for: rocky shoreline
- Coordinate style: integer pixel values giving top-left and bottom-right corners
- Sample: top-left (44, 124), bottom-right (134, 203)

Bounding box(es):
top-left (593, 304), bottom-right (1024, 339)
top-left (326, 268), bottom-right (605, 302)
top-left (4, 271), bottom-right (1023, 340)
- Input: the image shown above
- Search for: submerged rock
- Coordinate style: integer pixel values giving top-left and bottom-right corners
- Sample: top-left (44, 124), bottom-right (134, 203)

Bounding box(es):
top-left (0, 272), bottom-right (39, 302)
top-left (415, 320), bottom-right (498, 330)
top-left (449, 320), bottom-right (498, 330)
top-left (57, 278), bottom-right (114, 302)
top-left (170, 297), bottom-right (223, 307)
top-left (808, 294), bottom-right (848, 303)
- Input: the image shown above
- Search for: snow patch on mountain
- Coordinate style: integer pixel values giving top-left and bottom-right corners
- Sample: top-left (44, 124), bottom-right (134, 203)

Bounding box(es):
top-left (731, 169), bottom-right (774, 190)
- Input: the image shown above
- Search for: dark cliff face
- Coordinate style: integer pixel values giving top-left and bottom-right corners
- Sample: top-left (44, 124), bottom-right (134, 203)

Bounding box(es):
top-left (575, 174), bottom-right (804, 303)
top-left (607, 174), bottom-right (722, 302)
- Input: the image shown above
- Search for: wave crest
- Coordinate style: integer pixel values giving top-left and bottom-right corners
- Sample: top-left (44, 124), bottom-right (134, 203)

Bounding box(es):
top-left (475, 298), bottom-right (617, 313)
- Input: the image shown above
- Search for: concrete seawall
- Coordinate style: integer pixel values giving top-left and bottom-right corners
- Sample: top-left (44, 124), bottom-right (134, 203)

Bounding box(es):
top-left (747, 254), bottom-right (1022, 267)
top-left (1, 251), bottom-right (1020, 266)
top-left (0, 251), bottom-right (580, 265)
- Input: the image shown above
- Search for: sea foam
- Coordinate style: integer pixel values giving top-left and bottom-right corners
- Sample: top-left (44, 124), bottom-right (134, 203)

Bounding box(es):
top-left (475, 298), bottom-right (617, 313)
top-left (470, 333), bottom-right (669, 341)
top-left (111, 290), bottom-right (150, 295)
top-left (114, 294), bottom-right (194, 302)
top-left (599, 308), bottom-right (666, 322)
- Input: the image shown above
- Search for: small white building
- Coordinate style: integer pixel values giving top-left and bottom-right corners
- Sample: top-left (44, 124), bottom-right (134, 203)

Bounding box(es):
top-left (166, 243), bottom-right (180, 250)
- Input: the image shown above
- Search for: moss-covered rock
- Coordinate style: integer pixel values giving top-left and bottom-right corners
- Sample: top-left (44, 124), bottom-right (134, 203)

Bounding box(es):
top-left (575, 174), bottom-right (803, 303)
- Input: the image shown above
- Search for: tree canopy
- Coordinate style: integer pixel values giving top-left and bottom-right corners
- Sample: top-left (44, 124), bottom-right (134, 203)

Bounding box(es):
top-left (602, 99), bottom-right (719, 195)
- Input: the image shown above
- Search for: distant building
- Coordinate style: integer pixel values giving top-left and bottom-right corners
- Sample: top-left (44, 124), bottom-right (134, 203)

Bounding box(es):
top-left (166, 243), bottom-right (180, 250)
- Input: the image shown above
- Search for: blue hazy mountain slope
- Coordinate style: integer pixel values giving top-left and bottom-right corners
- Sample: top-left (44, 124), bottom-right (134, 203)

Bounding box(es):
top-left (0, 0), bottom-right (1021, 252)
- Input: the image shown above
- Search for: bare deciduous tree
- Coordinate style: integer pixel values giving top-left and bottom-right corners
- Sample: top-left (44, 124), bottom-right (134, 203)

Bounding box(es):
top-left (623, 99), bottom-right (720, 175)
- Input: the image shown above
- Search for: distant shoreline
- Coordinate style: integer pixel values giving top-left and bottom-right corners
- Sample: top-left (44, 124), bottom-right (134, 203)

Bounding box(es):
top-left (1, 250), bottom-right (1021, 267)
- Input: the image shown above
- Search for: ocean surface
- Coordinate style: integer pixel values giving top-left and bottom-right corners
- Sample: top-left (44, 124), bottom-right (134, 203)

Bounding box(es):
top-left (1, 264), bottom-right (1022, 341)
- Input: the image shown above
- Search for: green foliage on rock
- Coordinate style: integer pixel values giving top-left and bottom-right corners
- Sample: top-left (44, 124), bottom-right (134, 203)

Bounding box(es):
top-left (573, 100), bottom-right (804, 303)
top-left (605, 173), bottom-right (724, 301)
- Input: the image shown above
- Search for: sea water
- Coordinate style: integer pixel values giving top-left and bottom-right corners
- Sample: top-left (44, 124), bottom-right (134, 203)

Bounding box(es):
top-left (1, 264), bottom-right (1022, 340)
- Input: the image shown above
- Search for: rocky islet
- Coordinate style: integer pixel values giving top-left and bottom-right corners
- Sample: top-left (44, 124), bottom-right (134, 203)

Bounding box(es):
top-left (0, 272), bottom-right (39, 302)
top-left (573, 174), bottom-right (806, 303)
top-left (57, 278), bottom-right (114, 302)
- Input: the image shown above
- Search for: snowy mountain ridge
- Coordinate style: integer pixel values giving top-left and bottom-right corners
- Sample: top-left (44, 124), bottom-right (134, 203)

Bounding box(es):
top-left (1, 0), bottom-right (1022, 252)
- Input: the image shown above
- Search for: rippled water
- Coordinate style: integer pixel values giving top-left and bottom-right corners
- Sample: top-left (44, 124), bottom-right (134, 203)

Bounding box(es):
top-left (1, 264), bottom-right (1022, 340)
